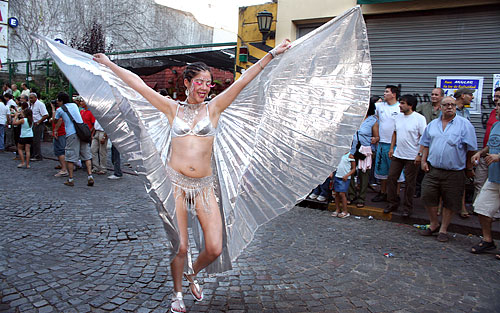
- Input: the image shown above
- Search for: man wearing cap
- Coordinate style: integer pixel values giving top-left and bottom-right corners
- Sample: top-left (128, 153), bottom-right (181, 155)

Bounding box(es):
top-left (76, 96), bottom-right (95, 136)
top-left (454, 88), bottom-right (473, 121)
top-left (418, 96), bottom-right (477, 242)
top-left (453, 88), bottom-right (475, 218)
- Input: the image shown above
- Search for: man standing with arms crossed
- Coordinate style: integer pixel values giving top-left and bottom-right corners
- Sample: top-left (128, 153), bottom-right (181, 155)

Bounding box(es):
top-left (385, 95), bottom-right (426, 217)
top-left (419, 96), bottom-right (477, 242)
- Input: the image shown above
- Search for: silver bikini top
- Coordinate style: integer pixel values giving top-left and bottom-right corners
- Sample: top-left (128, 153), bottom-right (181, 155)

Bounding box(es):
top-left (171, 102), bottom-right (217, 138)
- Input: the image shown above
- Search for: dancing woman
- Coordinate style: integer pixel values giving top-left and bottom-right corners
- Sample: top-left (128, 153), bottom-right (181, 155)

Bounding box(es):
top-left (93, 39), bottom-right (290, 312)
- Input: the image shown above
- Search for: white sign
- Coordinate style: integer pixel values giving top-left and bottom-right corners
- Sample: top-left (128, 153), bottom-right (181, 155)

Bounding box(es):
top-left (436, 76), bottom-right (483, 115)
top-left (0, 24), bottom-right (7, 47)
top-left (0, 1), bottom-right (8, 25)
top-left (493, 74), bottom-right (500, 97)
top-left (0, 47), bottom-right (7, 65)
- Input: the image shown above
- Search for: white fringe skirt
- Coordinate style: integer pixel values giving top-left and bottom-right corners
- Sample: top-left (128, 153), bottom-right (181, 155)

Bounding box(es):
top-left (166, 165), bottom-right (215, 215)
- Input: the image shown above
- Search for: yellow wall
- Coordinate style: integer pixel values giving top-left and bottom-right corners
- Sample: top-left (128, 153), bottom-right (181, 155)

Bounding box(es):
top-left (235, 3), bottom-right (277, 79)
top-left (276, 0), bottom-right (355, 43)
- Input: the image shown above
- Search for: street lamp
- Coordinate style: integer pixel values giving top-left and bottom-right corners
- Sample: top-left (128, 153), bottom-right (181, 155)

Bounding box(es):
top-left (257, 10), bottom-right (275, 43)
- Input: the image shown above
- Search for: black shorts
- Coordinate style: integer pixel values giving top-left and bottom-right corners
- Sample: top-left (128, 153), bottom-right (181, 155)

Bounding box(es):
top-left (18, 137), bottom-right (33, 145)
top-left (421, 166), bottom-right (465, 212)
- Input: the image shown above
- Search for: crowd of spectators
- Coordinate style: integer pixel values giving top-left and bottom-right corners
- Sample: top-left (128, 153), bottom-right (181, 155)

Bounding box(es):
top-left (308, 85), bottom-right (500, 260)
top-left (0, 84), bottom-right (124, 186)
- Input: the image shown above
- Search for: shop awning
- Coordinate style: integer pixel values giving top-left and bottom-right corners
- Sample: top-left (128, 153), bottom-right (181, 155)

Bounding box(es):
top-left (115, 48), bottom-right (235, 76)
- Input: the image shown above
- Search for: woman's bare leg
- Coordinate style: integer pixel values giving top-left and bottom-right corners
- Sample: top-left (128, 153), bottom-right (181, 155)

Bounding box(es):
top-left (191, 190), bottom-right (223, 275)
top-left (25, 144), bottom-right (31, 167)
top-left (18, 144), bottom-right (25, 165)
top-left (171, 192), bottom-right (189, 293)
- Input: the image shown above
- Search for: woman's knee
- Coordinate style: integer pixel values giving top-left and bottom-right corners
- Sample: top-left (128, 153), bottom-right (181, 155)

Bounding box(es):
top-left (176, 243), bottom-right (189, 257)
top-left (205, 241), bottom-right (222, 259)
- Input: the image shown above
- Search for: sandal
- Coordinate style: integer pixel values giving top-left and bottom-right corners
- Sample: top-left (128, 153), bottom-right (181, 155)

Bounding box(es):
top-left (420, 225), bottom-right (440, 236)
top-left (470, 240), bottom-right (497, 254)
top-left (17, 163), bottom-right (25, 168)
top-left (170, 292), bottom-right (186, 313)
top-left (184, 272), bottom-right (203, 301)
top-left (338, 212), bottom-right (350, 219)
top-left (331, 211), bottom-right (339, 217)
top-left (460, 211), bottom-right (470, 218)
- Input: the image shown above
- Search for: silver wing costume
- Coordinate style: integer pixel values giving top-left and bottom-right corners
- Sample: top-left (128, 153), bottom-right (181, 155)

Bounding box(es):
top-left (34, 6), bottom-right (371, 274)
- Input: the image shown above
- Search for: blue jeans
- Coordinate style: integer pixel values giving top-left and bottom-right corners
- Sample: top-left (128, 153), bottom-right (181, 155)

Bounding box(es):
top-left (312, 176), bottom-right (331, 197)
top-left (0, 124), bottom-right (4, 150)
top-left (111, 145), bottom-right (122, 177)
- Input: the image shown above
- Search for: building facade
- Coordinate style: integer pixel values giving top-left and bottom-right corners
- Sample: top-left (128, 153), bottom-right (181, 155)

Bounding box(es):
top-left (237, 0), bottom-right (500, 146)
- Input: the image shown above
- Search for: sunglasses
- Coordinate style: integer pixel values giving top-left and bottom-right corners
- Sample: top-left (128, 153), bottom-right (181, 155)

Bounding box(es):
top-left (192, 78), bottom-right (215, 88)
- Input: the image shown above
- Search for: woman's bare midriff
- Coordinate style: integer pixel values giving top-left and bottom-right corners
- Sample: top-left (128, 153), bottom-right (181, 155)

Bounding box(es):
top-left (168, 136), bottom-right (215, 178)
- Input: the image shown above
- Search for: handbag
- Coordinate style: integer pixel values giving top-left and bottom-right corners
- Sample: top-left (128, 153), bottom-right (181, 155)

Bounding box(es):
top-left (61, 104), bottom-right (92, 143)
top-left (353, 131), bottom-right (366, 161)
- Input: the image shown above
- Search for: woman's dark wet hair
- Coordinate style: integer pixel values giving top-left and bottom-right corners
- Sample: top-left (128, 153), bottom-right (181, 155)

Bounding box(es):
top-left (183, 62), bottom-right (212, 82)
top-left (367, 96), bottom-right (380, 116)
top-left (23, 108), bottom-right (34, 127)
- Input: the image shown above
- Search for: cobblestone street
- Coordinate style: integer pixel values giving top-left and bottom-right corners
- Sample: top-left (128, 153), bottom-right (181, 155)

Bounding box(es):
top-left (1, 146), bottom-right (499, 312)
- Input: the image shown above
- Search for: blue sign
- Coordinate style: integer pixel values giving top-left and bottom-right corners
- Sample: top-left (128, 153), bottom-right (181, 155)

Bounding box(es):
top-left (54, 38), bottom-right (65, 44)
top-left (8, 17), bottom-right (18, 28)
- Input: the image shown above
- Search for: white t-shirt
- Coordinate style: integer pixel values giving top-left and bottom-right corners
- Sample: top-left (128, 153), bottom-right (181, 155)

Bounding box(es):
top-left (7, 99), bottom-right (17, 109)
top-left (393, 112), bottom-right (427, 160)
top-left (0, 102), bottom-right (9, 124)
top-left (335, 153), bottom-right (355, 178)
top-left (30, 99), bottom-right (48, 123)
top-left (376, 101), bottom-right (401, 143)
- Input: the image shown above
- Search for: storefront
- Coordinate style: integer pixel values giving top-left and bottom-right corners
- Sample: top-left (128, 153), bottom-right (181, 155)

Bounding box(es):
top-left (365, 4), bottom-right (500, 146)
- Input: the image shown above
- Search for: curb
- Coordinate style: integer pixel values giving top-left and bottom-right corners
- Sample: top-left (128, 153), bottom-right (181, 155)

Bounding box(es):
top-left (298, 199), bottom-right (500, 240)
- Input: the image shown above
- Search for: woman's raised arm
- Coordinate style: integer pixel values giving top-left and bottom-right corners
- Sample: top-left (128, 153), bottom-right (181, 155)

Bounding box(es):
top-left (93, 53), bottom-right (177, 121)
top-left (210, 39), bottom-right (291, 115)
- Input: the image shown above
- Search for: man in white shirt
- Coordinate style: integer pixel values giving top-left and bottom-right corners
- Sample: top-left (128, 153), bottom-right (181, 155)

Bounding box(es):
top-left (21, 83), bottom-right (31, 97)
top-left (2, 83), bottom-right (12, 96)
top-left (28, 93), bottom-right (49, 160)
top-left (4, 93), bottom-right (17, 109)
top-left (0, 100), bottom-right (10, 151)
top-left (372, 85), bottom-right (402, 202)
top-left (385, 95), bottom-right (427, 217)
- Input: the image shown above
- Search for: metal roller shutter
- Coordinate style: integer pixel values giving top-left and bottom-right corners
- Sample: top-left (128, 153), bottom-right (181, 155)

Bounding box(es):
top-left (365, 5), bottom-right (500, 146)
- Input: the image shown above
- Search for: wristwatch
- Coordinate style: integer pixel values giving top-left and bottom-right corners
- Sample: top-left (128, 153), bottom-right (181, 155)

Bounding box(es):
top-left (417, 152), bottom-right (423, 157)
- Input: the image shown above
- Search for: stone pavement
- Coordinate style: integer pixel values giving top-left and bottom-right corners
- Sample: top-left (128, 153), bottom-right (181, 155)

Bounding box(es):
top-left (1, 143), bottom-right (499, 312)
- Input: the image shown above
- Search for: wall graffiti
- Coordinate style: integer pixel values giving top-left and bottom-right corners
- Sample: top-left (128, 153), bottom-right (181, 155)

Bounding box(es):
top-left (481, 94), bottom-right (496, 129)
top-left (412, 93), bottom-right (430, 104)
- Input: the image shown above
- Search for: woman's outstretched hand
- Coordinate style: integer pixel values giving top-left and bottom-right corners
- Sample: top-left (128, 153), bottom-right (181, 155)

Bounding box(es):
top-left (274, 39), bottom-right (291, 56)
top-left (93, 53), bottom-right (112, 66)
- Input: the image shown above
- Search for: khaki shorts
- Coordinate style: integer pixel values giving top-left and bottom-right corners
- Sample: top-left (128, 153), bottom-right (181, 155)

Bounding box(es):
top-left (421, 166), bottom-right (465, 212)
top-left (473, 180), bottom-right (500, 218)
top-left (65, 134), bottom-right (92, 163)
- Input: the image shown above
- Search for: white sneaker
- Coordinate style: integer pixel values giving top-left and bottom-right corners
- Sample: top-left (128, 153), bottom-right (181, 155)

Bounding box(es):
top-left (308, 193), bottom-right (318, 200)
top-left (317, 195), bottom-right (327, 201)
top-left (107, 174), bottom-right (122, 180)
